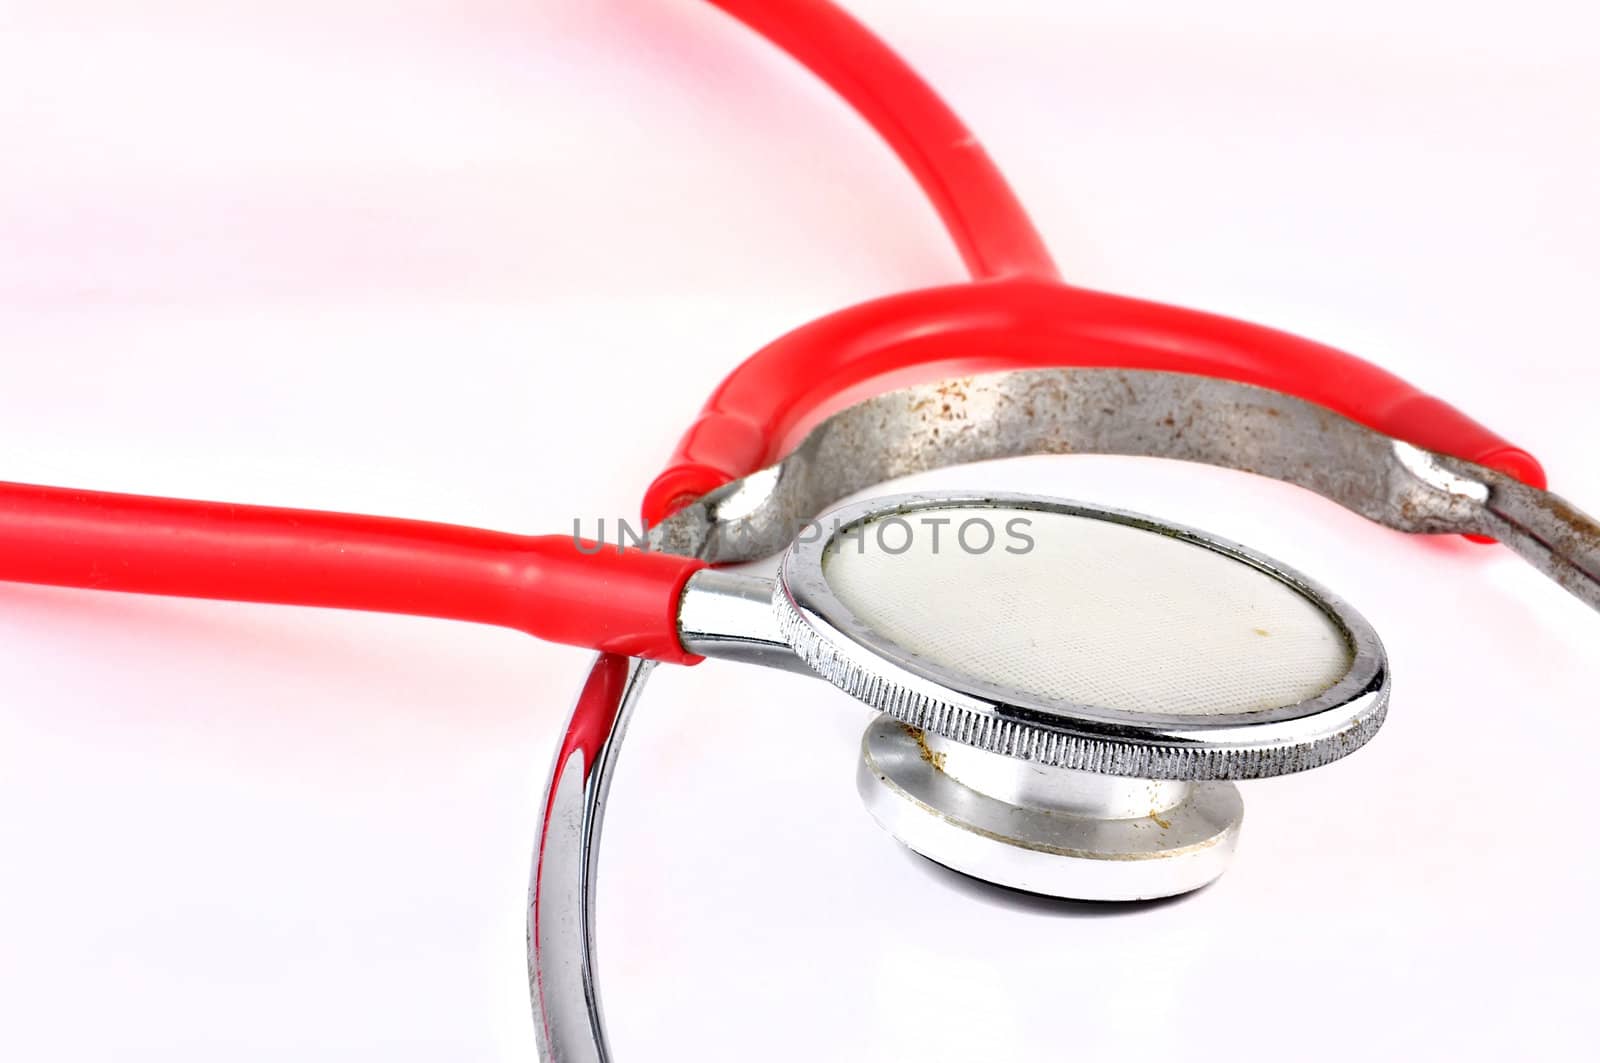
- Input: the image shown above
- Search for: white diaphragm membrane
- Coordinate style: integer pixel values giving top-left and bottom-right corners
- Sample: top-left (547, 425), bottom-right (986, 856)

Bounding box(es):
top-left (821, 506), bottom-right (1352, 716)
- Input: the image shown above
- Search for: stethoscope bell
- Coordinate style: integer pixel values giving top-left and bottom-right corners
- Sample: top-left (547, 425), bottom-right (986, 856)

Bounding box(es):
top-left (857, 719), bottom-right (1244, 900)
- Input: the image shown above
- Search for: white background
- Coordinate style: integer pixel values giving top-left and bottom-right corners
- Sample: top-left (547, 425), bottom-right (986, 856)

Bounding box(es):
top-left (2, 1), bottom-right (1597, 1059)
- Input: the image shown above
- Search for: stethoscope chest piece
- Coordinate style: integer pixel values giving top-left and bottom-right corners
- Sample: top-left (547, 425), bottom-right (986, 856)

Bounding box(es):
top-left (771, 492), bottom-right (1390, 901)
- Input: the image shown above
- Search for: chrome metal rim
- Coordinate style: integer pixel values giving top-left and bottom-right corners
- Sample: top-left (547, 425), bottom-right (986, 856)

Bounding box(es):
top-left (776, 491), bottom-right (1389, 780)
top-left (858, 716), bottom-right (1244, 901)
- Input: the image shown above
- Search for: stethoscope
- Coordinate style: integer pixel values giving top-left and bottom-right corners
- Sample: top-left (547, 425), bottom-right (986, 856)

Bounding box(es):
top-left (2, 3), bottom-right (1597, 1061)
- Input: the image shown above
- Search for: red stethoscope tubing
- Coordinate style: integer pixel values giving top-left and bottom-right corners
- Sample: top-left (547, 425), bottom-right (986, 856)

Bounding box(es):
top-left (0, 0), bottom-right (1547, 663)
top-left (0, 482), bottom-right (706, 664)
top-left (647, 0), bottom-right (1543, 523)
top-left (702, 0), bottom-right (1060, 284)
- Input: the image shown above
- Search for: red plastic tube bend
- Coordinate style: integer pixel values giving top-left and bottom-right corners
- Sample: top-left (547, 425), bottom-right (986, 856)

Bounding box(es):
top-left (648, 2), bottom-right (1545, 523)
top-left (642, 279), bottom-right (1546, 523)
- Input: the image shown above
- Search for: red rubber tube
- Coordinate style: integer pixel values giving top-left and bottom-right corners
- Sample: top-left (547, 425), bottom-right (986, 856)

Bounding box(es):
top-left (0, 482), bottom-right (706, 664)
top-left (708, 0), bottom-right (1058, 282)
top-left (646, 1), bottom-right (1544, 523)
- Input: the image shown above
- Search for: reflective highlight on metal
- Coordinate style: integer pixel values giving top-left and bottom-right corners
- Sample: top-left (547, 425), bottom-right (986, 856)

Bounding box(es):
top-left (858, 720), bottom-right (1243, 901)
top-left (677, 568), bottom-right (805, 675)
top-left (530, 655), bottom-right (654, 1063)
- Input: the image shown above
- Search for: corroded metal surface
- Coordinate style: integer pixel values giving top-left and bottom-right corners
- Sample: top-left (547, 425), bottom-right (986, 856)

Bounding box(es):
top-left (654, 369), bottom-right (1594, 604)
